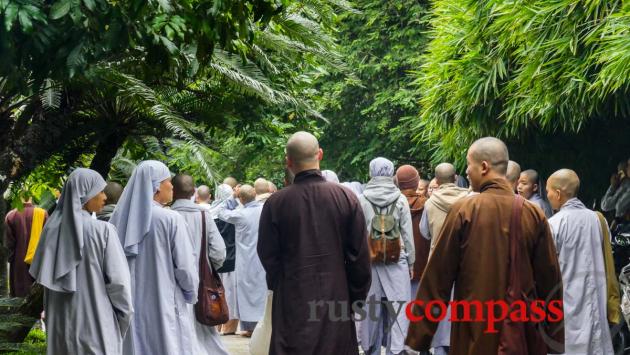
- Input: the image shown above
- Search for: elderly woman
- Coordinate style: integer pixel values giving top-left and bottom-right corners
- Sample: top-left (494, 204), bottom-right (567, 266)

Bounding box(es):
top-left (357, 157), bottom-right (415, 355)
top-left (30, 168), bottom-right (133, 355)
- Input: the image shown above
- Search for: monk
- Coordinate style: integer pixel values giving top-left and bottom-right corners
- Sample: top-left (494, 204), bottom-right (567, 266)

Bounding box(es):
top-left (405, 137), bottom-right (564, 355)
top-left (4, 197), bottom-right (48, 296)
top-left (417, 179), bottom-right (430, 198)
top-left (255, 177), bottom-right (272, 202)
top-left (517, 169), bottom-right (553, 217)
top-left (258, 131), bottom-right (371, 355)
top-left (396, 165), bottom-right (428, 298)
top-left (96, 181), bottom-right (122, 221)
top-left (427, 178), bottom-right (438, 197)
top-left (506, 160), bottom-right (521, 193)
top-left (547, 169), bottom-right (619, 354)
top-left (217, 184), bottom-right (267, 337)
top-left (195, 185), bottom-right (212, 210)
top-left (420, 163), bottom-right (469, 355)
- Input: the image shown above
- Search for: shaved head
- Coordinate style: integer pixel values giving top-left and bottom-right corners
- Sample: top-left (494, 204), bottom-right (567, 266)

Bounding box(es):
top-left (196, 185), bottom-right (211, 202)
top-left (548, 169), bottom-right (580, 198)
top-left (435, 163), bottom-right (456, 185)
top-left (103, 181), bottom-right (123, 205)
top-left (520, 169), bottom-right (539, 184)
top-left (173, 174), bottom-right (195, 200)
top-left (238, 184), bottom-right (257, 204)
top-left (466, 137), bottom-right (510, 192)
top-left (223, 177), bottom-right (238, 188)
top-left (286, 131), bottom-right (321, 173)
top-left (254, 178), bottom-right (270, 195)
top-left (506, 161), bottom-right (521, 184)
top-left (417, 179), bottom-right (430, 197)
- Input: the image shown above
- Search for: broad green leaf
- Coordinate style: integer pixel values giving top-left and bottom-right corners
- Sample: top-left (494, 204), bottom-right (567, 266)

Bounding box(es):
top-left (50, 0), bottom-right (71, 20)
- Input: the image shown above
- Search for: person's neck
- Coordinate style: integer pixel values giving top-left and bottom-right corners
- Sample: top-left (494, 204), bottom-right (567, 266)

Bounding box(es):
top-left (153, 197), bottom-right (167, 206)
top-left (291, 164), bottom-right (320, 175)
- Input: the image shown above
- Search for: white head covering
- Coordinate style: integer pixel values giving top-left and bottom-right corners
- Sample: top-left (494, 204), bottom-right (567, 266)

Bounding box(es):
top-left (369, 157), bottom-right (395, 177)
top-left (321, 170), bottom-right (340, 183)
top-left (209, 183), bottom-right (234, 219)
top-left (29, 168), bottom-right (106, 292)
top-left (341, 181), bottom-right (364, 196)
top-left (110, 160), bottom-right (171, 256)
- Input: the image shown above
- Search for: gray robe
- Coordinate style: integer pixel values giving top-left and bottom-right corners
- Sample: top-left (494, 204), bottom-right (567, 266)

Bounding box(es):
top-left (125, 201), bottom-right (198, 354)
top-left (171, 199), bottom-right (229, 355)
top-left (43, 213), bottom-right (133, 355)
top-left (217, 199), bottom-right (267, 323)
top-left (357, 176), bottom-right (414, 355)
top-left (549, 198), bottom-right (613, 354)
top-left (529, 193), bottom-right (553, 218)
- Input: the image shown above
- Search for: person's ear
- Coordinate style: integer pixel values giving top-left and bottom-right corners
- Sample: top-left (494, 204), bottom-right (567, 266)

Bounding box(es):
top-left (533, 183), bottom-right (539, 192)
top-left (318, 148), bottom-right (323, 161)
top-left (286, 155), bottom-right (293, 168)
top-left (481, 161), bottom-right (490, 175)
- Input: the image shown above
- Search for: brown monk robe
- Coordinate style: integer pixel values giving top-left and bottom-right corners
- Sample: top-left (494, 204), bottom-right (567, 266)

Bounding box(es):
top-left (406, 137), bottom-right (564, 355)
top-left (4, 201), bottom-right (48, 296)
top-left (396, 165), bottom-right (429, 281)
top-left (258, 132), bottom-right (371, 355)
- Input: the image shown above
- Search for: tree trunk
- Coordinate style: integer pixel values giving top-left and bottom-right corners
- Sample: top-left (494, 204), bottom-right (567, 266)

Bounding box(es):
top-left (90, 133), bottom-right (128, 178)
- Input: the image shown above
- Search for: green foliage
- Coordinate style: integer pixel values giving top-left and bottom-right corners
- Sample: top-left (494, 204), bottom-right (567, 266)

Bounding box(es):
top-left (413, 0), bottom-right (630, 168)
top-left (315, 0), bottom-right (431, 181)
top-left (2, 327), bottom-right (46, 354)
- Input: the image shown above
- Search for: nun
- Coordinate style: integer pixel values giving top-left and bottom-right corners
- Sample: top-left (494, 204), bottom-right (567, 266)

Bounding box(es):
top-left (30, 168), bottom-right (133, 355)
top-left (109, 160), bottom-right (198, 355)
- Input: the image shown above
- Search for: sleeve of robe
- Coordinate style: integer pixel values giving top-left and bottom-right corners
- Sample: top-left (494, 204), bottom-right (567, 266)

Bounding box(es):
top-left (217, 201), bottom-right (244, 225)
top-left (399, 197), bottom-right (415, 267)
top-left (206, 216), bottom-right (226, 270)
top-left (344, 197), bottom-right (372, 305)
top-left (3, 212), bottom-right (16, 263)
top-left (171, 214), bottom-right (199, 304)
top-left (406, 205), bottom-right (462, 351)
top-left (258, 202), bottom-right (281, 290)
top-left (420, 208), bottom-right (431, 241)
top-left (532, 219), bottom-right (565, 353)
top-left (103, 223), bottom-right (134, 337)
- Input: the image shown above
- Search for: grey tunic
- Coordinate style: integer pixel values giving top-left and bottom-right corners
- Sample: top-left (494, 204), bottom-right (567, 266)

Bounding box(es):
top-left (549, 198), bottom-right (613, 354)
top-left (171, 199), bottom-right (228, 355)
top-left (125, 201), bottom-right (198, 355)
top-left (217, 199), bottom-right (267, 323)
top-left (357, 176), bottom-right (414, 354)
top-left (44, 212), bottom-right (133, 355)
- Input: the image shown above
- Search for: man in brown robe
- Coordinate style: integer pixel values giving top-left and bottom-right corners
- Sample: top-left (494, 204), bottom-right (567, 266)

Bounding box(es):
top-left (4, 199), bottom-right (48, 296)
top-left (258, 131), bottom-right (371, 355)
top-left (405, 137), bottom-right (564, 355)
top-left (396, 165), bottom-right (428, 298)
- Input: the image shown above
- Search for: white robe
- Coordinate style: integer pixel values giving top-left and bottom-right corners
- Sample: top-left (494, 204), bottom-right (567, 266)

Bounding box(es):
top-left (549, 198), bottom-right (613, 355)
top-left (125, 201), bottom-right (199, 355)
top-left (171, 199), bottom-right (229, 355)
top-left (43, 213), bottom-right (133, 355)
top-left (218, 199), bottom-right (267, 323)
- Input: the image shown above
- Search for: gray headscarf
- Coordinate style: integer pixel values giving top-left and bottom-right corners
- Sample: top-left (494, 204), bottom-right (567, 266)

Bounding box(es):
top-left (369, 157), bottom-right (395, 177)
top-left (321, 170), bottom-right (340, 183)
top-left (209, 183), bottom-right (234, 219)
top-left (110, 160), bottom-right (171, 256)
top-left (30, 168), bottom-right (106, 292)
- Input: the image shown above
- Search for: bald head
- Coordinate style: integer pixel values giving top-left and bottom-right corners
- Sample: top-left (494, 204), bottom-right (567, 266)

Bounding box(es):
top-left (286, 131), bottom-right (321, 173)
top-left (254, 178), bottom-right (270, 195)
top-left (506, 161), bottom-right (521, 185)
top-left (468, 137), bottom-right (510, 176)
top-left (520, 169), bottom-right (539, 184)
top-left (103, 181), bottom-right (123, 205)
top-left (548, 169), bottom-right (580, 198)
top-left (238, 184), bottom-right (257, 204)
top-left (417, 179), bottom-right (430, 197)
top-left (173, 174), bottom-right (195, 200)
top-left (435, 163), bottom-right (456, 185)
top-left (196, 185), bottom-right (211, 203)
top-left (223, 177), bottom-right (238, 188)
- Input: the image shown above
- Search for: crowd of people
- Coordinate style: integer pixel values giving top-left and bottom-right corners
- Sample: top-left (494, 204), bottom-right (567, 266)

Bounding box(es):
top-left (3, 131), bottom-right (630, 355)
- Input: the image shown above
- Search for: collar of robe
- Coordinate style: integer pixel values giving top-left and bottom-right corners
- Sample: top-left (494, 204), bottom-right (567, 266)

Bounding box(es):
top-left (479, 178), bottom-right (514, 195)
top-left (560, 197), bottom-right (585, 211)
top-left (294, 169), bottom-right (324, 184)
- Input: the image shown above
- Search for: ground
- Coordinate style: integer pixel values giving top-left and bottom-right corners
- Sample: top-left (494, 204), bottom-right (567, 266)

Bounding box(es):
top-left (223, 334), bottom-right (251, 355)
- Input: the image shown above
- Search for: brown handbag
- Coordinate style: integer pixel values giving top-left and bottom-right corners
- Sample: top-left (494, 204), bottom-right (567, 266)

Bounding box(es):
top-left (194, 211), bottom-right (229, 326)
top-left (498, 195), bottom-right (547, 355)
